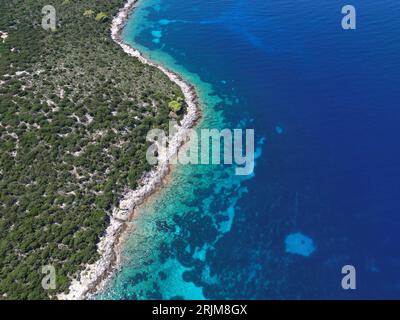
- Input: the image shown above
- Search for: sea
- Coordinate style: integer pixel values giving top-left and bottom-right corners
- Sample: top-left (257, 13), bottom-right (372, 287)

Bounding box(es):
top-left (98, 0), bottom-right (400, 299)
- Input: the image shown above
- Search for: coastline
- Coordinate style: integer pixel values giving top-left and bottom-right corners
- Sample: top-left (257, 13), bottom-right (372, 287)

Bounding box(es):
top-left (58, 0), bottom-right (201, 300)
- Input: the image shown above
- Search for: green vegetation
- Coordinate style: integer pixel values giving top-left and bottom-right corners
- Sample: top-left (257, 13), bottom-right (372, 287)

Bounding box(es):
top-left (83, 9), bottom-right (95, 17)
top-left (95, 12), bottom-right (108, 23)
top-left (0, 0), bottom-right (187, 299)
top-left (168, 100), bottom-right (182, 113)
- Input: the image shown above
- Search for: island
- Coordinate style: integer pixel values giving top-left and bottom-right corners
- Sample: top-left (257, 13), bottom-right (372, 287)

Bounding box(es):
top-left (0, 0), bottom-right (200, 299)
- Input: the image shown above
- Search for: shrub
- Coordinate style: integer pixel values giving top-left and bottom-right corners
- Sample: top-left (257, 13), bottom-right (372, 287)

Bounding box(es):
top-left (168, 100), bottom-right (182, 113)
top-left (83, 9), bottom-right (94, 17)
top-left (95, 12), bottom-right (108, 23)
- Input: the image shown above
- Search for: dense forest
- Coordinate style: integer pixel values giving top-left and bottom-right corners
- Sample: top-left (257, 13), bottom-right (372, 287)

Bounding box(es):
top-left (0, 0), bottom-right (186, 299)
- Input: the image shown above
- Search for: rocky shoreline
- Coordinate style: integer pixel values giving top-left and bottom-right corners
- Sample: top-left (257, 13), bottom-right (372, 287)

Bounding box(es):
top-left (58, 0), bottom-right (201, 300)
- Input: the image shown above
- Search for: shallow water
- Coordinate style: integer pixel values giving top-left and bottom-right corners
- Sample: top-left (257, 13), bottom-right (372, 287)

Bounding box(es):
top-left (99, 0), bottom-right (400, 299)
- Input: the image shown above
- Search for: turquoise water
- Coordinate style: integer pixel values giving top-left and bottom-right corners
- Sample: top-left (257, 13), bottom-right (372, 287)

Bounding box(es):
top-left (99, 0), bottom-right (264, 300)
top-left (285, 233), bottom-right (316, 257)
top-left (98, 0), bottom-right (400, 299)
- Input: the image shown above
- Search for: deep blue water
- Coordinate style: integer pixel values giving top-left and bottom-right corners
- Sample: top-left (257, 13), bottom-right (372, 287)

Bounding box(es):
top-left (101, 0), bottom-right (400, 299)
